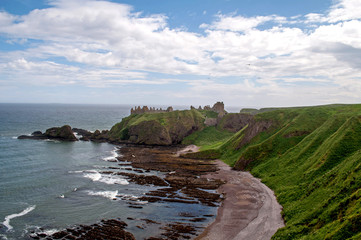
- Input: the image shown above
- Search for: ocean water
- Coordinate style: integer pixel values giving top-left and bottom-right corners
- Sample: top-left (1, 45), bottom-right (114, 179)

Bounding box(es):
top-left (0, 103), bottom-right (216, 240)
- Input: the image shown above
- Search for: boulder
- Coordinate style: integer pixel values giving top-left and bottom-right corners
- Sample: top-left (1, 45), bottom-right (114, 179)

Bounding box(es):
top-left (45, 125), bottom-right (78, 141)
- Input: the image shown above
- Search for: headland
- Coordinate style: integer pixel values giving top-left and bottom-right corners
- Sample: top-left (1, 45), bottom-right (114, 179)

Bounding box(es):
top-left (19, 102), bottom-right (361, 239)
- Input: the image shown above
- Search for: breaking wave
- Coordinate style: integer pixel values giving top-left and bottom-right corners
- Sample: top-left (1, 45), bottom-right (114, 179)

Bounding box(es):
top-left (2, 206), bottom-right (36, 231)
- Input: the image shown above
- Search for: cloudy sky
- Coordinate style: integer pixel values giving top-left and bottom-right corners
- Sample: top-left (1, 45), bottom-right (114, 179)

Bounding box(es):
top-left (0, 0), bottom-right (360, 108)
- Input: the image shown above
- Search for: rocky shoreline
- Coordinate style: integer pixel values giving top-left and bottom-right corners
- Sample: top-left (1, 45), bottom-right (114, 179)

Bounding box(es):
top-left (30, 144), bottom-right (225, 240)
top-left (20, 123), bottom-right (284, 239)
top-left (28, 143), bottom-right (284, 240)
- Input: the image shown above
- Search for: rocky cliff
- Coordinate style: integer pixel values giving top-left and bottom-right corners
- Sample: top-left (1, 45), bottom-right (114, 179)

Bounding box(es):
top-left (108, 109), bottom-right (206, 145)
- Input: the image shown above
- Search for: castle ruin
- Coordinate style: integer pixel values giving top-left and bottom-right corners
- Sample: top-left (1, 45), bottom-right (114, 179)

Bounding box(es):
top-left (130, 106), bottom-right (174, 115)
top-left (197, 101), bottom-right (226, 118)
top-left (130, 102), bottom-right (226, 118)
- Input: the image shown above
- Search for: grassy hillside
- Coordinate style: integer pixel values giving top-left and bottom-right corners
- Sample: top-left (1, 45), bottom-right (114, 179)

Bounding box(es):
top-left (108, 104), bottom-right (361, 238)
top-left (108, 109), bottom-right (213, 145)
top-left (190, 104), bottom-right (361, 239)
top-left (182, 126), bottom-right (234, 149)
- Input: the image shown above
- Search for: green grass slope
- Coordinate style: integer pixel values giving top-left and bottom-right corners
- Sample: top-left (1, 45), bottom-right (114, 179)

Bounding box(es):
top-left (109, 104), bottom-right (361, 238)
top-left (214, 104), bottom-right (361, 239)
top-left (108, 109), bottom-right (209, 145)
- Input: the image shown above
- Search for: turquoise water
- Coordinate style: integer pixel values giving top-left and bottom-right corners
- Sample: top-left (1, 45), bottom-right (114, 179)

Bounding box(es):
top-left (0, 104), bottom-right (216, 240)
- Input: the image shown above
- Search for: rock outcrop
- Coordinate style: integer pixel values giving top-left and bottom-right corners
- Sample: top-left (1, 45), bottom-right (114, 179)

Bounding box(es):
top-left (18, 125), bottom-right (78, 141)
top-left (127, 120), bottom-right (172, 145)
top-left (218, 113), bottom-right (254, 132)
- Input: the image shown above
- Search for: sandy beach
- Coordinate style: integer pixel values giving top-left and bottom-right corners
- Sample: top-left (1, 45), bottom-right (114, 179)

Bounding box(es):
top-left (196, 160), bottom-right (285, 240)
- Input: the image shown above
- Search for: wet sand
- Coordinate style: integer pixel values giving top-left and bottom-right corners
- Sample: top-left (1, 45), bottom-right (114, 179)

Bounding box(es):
top-left (196, 160), bottom-right (285, 240)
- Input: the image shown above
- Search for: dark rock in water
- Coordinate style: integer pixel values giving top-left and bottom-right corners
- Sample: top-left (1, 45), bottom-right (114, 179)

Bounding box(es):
top-left (32, 131), bottom-right (43, 136)
top-left (110, 171), bottom-right (168, 186)
top-left (72, 128), bottom-right (92, 137)
top-left (18, 131), bottom-right (47, 140)
top-left (45, 125), bottom-right (78, 141)
top-left (31, 219), bottom-right (135, 240)
top-left (80, 136), bottom-right (90, 141)
top-left (18, 125), bottom-right (78, 141)
top-left (160, 223), bottom-right (197, 239)
top-left (89, 129), bottom-right (110, 142)
top-left (72, 127), bottom-right (94, 141)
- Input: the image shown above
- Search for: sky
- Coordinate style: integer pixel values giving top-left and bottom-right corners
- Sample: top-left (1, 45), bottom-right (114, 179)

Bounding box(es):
top-left (0, 0), bottom-right (360, 108)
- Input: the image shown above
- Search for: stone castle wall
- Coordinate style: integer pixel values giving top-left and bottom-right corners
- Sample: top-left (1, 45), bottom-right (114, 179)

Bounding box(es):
top-left (131, 106), bottom-right (173, 115)
top-left (130, 102), bottom-right (225, 117)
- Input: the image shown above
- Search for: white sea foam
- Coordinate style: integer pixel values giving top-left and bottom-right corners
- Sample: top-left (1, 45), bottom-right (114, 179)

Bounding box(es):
top-left (100, 176), bottom-right (129, 185)
top-left (83, 170), bottom-right (129, 185)
top-left (27, 227), bottom-right (60, 238)
top-left (68, 170), bottom-right (84, 174)
top-left (116, 194), bottom-right (147, 204)
top-left (73, 132), bottom-right (82, 140)
top-left (83, 171), bottom-right (102, 182)
top-left (117, 193), bottom-right (139, 201)
top-left (68, 169), bottom-right (97, 174)
top-left (41, 228), bottom-right (60, 235)
top-left (87, 190), bottom-right (118, 200)
top-left (102, 148), bottom-right (119, 162)
top-left (0, 234), bottom-right (9, 240)
top-left (2, 206), bottom-right (36, 231)
top-left (44, 139), bottom-right (60, 143)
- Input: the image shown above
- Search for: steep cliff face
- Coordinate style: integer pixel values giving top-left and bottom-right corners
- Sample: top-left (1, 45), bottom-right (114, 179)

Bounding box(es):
top-left (127, 120), bottom-right (172, 145)
top-left (109, 109), bottom-right (205, 145)
top-left (218, 113), bottom-right (254, 133)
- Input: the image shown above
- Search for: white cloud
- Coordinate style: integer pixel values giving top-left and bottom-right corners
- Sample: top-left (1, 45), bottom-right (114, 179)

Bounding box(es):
top-left (0, 0), bottom-right (361, 106)
top-left (327, 0), bottom-right (361, 22)
top-left (200, 13), bottom-right (286, 32)
top-left (306, 0), bottom-right (361, 23)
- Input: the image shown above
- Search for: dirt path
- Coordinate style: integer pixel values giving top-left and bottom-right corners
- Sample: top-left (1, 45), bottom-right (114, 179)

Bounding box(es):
top-left (196, 160), bottom-right (284, 240)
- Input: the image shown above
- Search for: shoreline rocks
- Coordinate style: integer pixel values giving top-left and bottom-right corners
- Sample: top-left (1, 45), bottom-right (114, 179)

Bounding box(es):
top-left (30, 219), bottom-right (135, 240)
top-left (18, 125), bottom-right (78, 141)
top-left (29, 145), bottom-right (224, 239)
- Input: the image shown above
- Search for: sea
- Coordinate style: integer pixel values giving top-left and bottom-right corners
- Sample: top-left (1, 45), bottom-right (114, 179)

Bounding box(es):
top-left (0, 103), bottom-right (218, 240)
